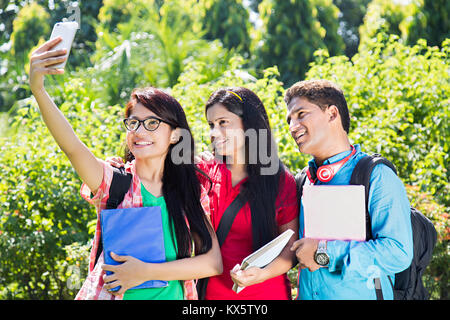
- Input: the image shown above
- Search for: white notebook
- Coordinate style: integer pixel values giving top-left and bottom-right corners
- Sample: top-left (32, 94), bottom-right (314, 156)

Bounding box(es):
top-left (302, 185), bottom-right (366, 241)
top-left (231, 229), bottom-right (295, 293)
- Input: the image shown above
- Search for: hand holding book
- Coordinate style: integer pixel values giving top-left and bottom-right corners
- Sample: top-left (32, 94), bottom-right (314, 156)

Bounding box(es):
top-left (230, 229), bottom-right (295, 293)
top-left (102, 252), bottom-right (156, 295)
top-left (230, 264), bottom-right (268, 293)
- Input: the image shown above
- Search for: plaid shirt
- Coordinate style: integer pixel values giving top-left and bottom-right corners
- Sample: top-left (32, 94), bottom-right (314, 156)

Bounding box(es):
top-left (75, 160), bottom-right (210, 300)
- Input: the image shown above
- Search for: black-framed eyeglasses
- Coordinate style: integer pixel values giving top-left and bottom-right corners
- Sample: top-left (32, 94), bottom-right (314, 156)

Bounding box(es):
top-left (123, 116), bottom-right (174, 132)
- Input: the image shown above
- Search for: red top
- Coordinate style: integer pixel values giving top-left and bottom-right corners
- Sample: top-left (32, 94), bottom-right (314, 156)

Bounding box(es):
top-left (197, 159), bottom-right (299, 300)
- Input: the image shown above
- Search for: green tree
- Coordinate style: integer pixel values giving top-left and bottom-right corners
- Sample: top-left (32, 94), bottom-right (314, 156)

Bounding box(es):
top-left (311, 0), bottom-right (345, 57)
top-left (247, 0), bottom-right (263, 12)
top-left (10, 2), bottom-right (49, 65)
top-left (44, 0), bottom-right (103, 68)
top-left (333, 0), bottom-right (371, 57)
top-left (1, 0), bottom-right (103, 111)
top-left (358, 0), bottom-right (411, 49)
top-left (2, 1), bottom-right (102, 62)
top-left (309, 36), bottom-right (449, 206)
top-left (92, 0), bottom-right (234, 105)
top-left (257, 0), bottom-right (326, 86)
top-left (0, 0), bottom-right (18, 46)
top-left (96, 0), bottom-right (152, 34)
top-left (201, 0), bottom-right (251, 56)
top-left (405, 0), bottom-right (450, 47)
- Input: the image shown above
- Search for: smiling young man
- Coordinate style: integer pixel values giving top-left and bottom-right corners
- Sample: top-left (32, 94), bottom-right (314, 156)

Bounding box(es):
top-left (285, 79), bottom-right (413, 300)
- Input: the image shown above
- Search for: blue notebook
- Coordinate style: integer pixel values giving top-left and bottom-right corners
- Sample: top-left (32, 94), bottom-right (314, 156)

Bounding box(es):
top-left (100, 206), bottom-right (168, 291)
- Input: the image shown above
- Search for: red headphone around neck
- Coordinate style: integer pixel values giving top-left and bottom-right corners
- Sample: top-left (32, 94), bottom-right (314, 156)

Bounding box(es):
top-left (306, 145), bottom-right (356, 183)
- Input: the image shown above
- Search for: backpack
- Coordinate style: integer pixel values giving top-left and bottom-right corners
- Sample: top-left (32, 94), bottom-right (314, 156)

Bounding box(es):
top-left (295, 154), bottom-right (437, 300)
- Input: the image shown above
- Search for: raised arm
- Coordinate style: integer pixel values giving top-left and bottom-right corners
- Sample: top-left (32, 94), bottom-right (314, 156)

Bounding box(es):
top-left (29, 37), bottom-right (103, 193)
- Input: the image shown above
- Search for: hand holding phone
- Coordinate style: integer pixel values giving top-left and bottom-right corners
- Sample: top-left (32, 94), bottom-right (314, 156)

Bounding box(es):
top-left (29, 22), bottom-right (78, 91)
top-left (48, 21), bottom-right (78, 68)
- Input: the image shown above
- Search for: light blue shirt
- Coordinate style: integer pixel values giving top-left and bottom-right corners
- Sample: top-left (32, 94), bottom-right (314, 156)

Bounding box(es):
top-left (297, 144), bottom-right (413, 300)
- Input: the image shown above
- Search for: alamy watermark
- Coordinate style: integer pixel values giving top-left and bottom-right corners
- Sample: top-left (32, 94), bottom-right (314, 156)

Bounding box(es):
top-left (62, 1), bottom-right (81, 28)
top-left (66, 264), bottom-right (83, 290)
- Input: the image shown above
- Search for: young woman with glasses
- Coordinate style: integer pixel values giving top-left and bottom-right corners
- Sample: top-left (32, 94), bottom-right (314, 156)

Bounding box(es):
top-left (198, 87), bottom-right (299, 300)
top-left (28, 37), bottom-right (222, 300)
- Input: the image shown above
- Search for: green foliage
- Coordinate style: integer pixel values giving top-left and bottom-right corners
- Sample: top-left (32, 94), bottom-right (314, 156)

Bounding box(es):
top-left (96, 0), bottom-right (154, 34)
top-left (10, 2), bottom-right (49, 63)
top-left (1, 3), bottom-right (50, 112)
top-left (45, 0), bottom-right (103, 68)
top-left (92, 0), bottom-right (234, 106)
top-left (405, 185), bottom-right (449, 300)
top-left (358, 0), bottom-right (411, 49)
top-left (405, 0), bottom-right (450, 48)
top-left (309, 36), bottom-right (449, 207)
top-left (333, 0), bottom-right (371, 57)
top-left (311, 0), bottom-right (345, 57)
top-left (201, 0), bottom-right (251, 56)
top-left (257, 0), bottom-right (327, 86)
top-left (0, 77), bottom-right (124, 299)
top-left (247, 0), bottom-right (263, 12)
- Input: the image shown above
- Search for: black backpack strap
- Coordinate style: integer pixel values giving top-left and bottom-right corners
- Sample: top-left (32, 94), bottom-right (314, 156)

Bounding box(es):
top-left (95, 166), bottom-right (132, 266)
top-left (197, 186), bottom-right (248, 299)
top-left (215, 188), bottom-right (248, 247)
top-left (105, 167), bottom-right (133, 209)
top-left (295, 167), bottom-right (309, 200)
top-left (350, 154), bottom-right (397, 241)
top-left (374, 278), bottom-right (384, 300)
top-left (349, 154), bottom-right (397, 300)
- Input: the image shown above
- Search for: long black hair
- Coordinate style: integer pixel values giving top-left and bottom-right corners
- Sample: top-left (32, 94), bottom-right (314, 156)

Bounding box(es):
top-left (205, 87), bottom-right (285, 250)
top-left (124, 87), bottom-right (212, 258)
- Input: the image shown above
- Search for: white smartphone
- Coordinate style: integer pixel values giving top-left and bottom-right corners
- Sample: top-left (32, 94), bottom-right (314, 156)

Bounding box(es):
top-left (49, 21), bottom-right (78, 68)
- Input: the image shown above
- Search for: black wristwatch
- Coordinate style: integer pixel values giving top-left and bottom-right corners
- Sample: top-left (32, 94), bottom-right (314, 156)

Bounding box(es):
top-left (314, 240), bottom-right (329, 266)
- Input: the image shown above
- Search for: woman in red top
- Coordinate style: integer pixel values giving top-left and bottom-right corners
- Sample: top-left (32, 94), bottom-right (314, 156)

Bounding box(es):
top-left (199, 87), bottom-right (299, 300)
top-left (106, 87), bottom-right (299, 299)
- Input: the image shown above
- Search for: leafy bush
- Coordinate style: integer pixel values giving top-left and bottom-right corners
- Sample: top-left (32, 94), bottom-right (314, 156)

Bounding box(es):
top-left (405, 186), bottom-right (449, 300)
top-left (0, 77), bottom-right (124, 299)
